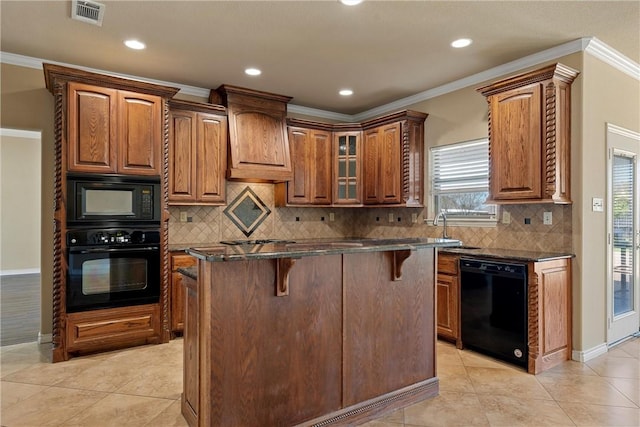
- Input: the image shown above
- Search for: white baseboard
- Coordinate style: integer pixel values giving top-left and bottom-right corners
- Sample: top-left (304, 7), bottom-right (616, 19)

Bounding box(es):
top-left (0, 268), bottom-right (40, 277)
top-left (38, 332), bottom-right (52, 344)
top-left (572, 343), bottom-right (608, 363)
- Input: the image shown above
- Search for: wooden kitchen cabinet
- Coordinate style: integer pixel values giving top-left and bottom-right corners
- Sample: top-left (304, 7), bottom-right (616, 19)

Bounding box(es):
top-left (214, 85), bottom-right (293, 182)
top-left (275, 120), bottom-right (333, 206)
top-left (67, 82), bottom-right (163, 175)
top-left (363, 122), bottom-right (402, 204)
top-left (169, 100), bottom-right (227, 205)
top-left (276, 110), bottom-right (426, 207)
top-left (170, 252), bottom-right (197, 335)
top-left (477, 63), bottom-right (579, 204)
top-left (436, 253), bottom-right (460, 346)
top-left (181, 272), bottom-right (199, 426)
top-left (333, 129), bottom-right (363, 205)
top-left (66, 304), bottom-right (162, 353)
top-left (528, 257), bottom-right (572, 374)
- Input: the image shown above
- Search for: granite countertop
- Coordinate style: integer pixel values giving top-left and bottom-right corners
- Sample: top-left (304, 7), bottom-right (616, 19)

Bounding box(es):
top-left (439, 246), bottom-right (574, 262)
top-left (184, 237), bottom-right (461, 262)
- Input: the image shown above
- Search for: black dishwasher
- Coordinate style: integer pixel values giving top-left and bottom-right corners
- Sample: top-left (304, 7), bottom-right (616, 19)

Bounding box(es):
top-left (460, 258), bottom-right (528, 368)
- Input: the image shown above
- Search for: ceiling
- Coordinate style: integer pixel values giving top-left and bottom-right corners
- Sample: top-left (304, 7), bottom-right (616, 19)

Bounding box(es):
top-left (1, 1), bottom-right (639, 116)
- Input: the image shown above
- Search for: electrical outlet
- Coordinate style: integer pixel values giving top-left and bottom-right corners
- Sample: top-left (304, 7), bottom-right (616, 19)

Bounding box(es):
top-left (179, 211), bottom-right (188, 223)
top-left (502, 211), bottom-right (511, 224)
top-left (388, 213), bottom-right (394, 223)
top-left (411, 213), bottom-right (418, 223)
top-left (543, 211), bottom-right (552, 225)
top-left (329, 212), bottom-right (335, 222)
top-left (592, 198), bottom-right (604, 212)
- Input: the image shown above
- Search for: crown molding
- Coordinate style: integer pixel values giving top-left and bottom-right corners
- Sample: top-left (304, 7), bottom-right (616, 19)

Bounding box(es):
top-left (2, 36), bottom-right (638, 122)
top-left (584, 38), bottom-right (640, 81)
top-left (0, 52), bottom-right (210, 98)
top-left (353, 38), bottom-right (590, 121)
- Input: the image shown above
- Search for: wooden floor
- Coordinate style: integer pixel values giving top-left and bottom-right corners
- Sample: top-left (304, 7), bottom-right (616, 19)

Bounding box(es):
top-left (0, 274), bottom-right (40, 346)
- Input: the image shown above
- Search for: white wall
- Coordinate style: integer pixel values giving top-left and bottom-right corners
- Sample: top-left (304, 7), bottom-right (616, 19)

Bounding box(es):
top-left (0, 129), bottom-right (41, 274)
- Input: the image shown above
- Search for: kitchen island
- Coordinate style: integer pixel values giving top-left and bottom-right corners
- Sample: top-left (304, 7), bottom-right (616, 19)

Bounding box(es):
top-left (182, 238), bottom-right (459, 427)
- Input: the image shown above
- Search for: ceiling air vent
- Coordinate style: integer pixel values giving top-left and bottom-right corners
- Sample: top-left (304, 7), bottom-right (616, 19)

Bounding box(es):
top-left (71, 0), bottom-right (105, 26)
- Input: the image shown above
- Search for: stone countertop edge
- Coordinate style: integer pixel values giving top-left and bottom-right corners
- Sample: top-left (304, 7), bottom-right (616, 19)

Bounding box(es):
top-left (184, 238), bottom-right (461, 262)
top-left (439, 247), bottom-right (575, 262)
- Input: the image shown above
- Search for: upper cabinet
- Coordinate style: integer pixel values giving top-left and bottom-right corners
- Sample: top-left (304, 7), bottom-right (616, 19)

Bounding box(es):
top-left (363, 122), bottom-right (402, 204)
top-left (168, 100), bottom-right (228, 205)
top-left (477, 63), bottom-right (579, 204)
top-left (361, 111), bottom-right (427, 207)
top-left (214, 85), bottom-right (293, 182)
top-left (275, 119), bottom-right (333, 206)
top-left (333, 128), bottom-right (363, 206)
top-left (67, 83), bottom-right (163, 175)
top-left (44, 64), bottom-right (179, 177)
top-left (276, 110), bottom-right (427, 207)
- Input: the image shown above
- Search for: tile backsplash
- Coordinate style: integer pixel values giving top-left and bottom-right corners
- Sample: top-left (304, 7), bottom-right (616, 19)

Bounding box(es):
top-left (169, 182), bottom-right (573, 253)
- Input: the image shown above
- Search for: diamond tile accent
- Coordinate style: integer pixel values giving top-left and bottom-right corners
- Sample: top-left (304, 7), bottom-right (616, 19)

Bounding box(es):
top-left (223, 187), bottom-right (271, 237)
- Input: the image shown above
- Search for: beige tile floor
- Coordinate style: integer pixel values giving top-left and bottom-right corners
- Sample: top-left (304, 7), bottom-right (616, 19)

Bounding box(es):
top-left (1, 338), bottom-right (638, 427)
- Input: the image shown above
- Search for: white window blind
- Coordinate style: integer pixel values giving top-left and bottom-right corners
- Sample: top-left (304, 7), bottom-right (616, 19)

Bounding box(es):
top-left (430, 138), bottom-right (495, 220)
top-left (432, 139), bottom-right (488, 194)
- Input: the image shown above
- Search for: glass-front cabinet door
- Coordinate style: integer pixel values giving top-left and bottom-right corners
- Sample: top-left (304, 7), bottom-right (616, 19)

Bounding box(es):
top-left (333, 131), bottom-right (362, 205)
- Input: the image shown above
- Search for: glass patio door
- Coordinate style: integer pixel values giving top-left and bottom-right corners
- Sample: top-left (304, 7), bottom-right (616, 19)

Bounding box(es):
top-left (607, 124), bottom-right (640, 345)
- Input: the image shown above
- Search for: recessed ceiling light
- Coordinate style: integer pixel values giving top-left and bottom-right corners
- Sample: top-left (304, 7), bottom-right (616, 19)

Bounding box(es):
top-left (451, 38), bottom-right (472, 48)
top-left (340, 0), bottom-right (363, 5)
top-left (245, 68), bottom-right (262, 76)
top-left (124, 39), bottom-right (145, 50)
top-left (339, 89), bottom-right (353, 96)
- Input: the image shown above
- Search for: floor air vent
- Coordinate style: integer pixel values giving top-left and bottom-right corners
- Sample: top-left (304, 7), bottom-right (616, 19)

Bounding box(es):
top-left (71, 0), bottom-right (105, 26)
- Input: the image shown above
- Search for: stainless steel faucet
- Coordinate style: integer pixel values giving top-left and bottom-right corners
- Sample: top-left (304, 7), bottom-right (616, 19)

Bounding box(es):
top-left (433, 211), bottom-right (450, 239)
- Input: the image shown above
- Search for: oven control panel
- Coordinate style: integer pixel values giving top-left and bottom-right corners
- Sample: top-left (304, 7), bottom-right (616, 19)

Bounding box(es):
top-left (67, 229), bottom-right (161, 246)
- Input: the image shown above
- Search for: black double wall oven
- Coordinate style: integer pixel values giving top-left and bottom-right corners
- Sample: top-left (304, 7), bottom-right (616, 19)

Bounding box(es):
top-left (66, 174), bottom-right (161, 312)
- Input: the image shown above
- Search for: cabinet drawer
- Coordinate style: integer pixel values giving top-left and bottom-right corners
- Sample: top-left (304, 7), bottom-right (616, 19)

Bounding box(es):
top-left (438, 254), bottom-right (458, 275)
top-left (171, 253), bottom-right (197, 270)
top-left (66, 304), bottom-right (161, 351)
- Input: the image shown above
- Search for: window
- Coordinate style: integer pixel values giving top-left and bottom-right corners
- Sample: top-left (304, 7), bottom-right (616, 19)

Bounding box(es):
top-left (430, 138), bottom-right (496, 223)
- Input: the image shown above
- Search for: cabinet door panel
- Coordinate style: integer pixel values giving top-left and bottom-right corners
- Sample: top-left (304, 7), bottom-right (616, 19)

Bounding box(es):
top-left (169, 111), bottom-right (196, 202)
top-left (287, 128), bottom-right (312, 204)
top-left (334, 132), bottom-right (362, 205)
top-left (363, 129), bottom-right (381, 203)
top-left (436, 274), bottom-right (458, 339)
top-left (68, 82), bottom-right (117, 173)
top-left (197, 113), bottom-right (227, 203)
top-left (379, 123), bottom-right (402, 203)
top-left (118, 91), bottom-right (162, 175)
top-left (311, 130), bottom-right (332, 205)
top-left (490, 84), bottom-right (542, 200)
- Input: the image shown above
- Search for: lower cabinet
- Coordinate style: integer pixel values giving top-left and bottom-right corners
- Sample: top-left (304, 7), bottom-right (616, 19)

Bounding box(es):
top-left (181, 274), bottom-right (199, 426)
top-left (66, 304), bottom-right (161, 353)
top-left (436, 253), bottom-right (460, 347)
top-left (170, 252), bottom-right (197, 335)
top-left (528, 257), bottom-right (572, 374)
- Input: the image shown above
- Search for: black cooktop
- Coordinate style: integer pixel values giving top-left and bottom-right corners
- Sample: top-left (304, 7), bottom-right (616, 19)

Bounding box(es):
top-left (220, 239), bottom-right (296, 246)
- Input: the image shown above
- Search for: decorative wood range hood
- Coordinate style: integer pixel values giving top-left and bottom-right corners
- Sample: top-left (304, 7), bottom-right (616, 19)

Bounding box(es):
top-left (211, 85), bottom-right (294, 182)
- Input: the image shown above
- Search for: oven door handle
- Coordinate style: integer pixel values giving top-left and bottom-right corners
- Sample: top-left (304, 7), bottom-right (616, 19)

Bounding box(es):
top-left (72, 246), bottom-right (159, 254)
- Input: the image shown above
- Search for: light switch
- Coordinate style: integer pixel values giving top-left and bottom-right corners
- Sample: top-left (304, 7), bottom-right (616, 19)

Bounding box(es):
top-left (329, 212), bottom-right (335, 222)
top-left (411, 213), bottom-right (418, 223)
top-left (592, 198), bottom-right (604, 212)
top-left (179, 211), bottom-right (188, 223)
top-left (388, 213), bottom-right (394, 223)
